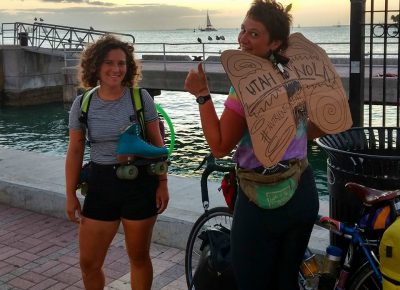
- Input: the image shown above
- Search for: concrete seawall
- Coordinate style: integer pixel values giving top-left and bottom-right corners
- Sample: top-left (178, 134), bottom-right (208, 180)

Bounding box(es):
top-left (0, 46), bottom-right (65, 106)
top-left (64, 57), bottom-right (399, 104)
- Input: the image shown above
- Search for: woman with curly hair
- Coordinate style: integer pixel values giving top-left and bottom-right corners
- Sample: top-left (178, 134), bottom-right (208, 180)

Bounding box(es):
top-left (185, 1), bottom-right (323, 289)
top-left (65, 34), bottom-right (169, 290)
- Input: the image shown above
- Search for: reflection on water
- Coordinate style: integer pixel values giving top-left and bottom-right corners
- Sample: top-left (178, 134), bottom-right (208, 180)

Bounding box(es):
top-left (0, 104), bottom-right (69, 153)
top-left (363, 105), bottom-right (400, 127)
top-left (0, 91), bottom-right (335, 196)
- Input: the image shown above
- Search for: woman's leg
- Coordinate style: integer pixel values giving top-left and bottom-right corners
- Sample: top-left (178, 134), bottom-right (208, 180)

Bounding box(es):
top-left (122, 215), bottom-right (157, 290)
top-left (274, 166), bottom-right (319, 289)
top-left (231, 166), bottom-right (319, 290)
top-left (275, 220), bottom-right (316, 289)
top-left (79, 217), bottom-right (120, 290)
top-left (231, 190), bottom-right (279, 290)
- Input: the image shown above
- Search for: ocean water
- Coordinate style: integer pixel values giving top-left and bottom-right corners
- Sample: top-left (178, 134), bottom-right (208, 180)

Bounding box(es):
top-left (0, 89), bottom-right (398, 197)
top-left (0, 92), bottom-right (329, 196)
top-left (128, 26), bottom-right (352, 59)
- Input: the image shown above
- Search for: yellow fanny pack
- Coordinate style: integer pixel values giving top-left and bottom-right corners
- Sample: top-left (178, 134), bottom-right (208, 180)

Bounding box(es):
top-left (237, 158), bottom-right (308, 209)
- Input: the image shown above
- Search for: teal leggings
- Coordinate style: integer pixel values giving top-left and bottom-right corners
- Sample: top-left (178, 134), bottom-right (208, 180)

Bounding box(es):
top-left (231, 166), bottom-right (319, 290)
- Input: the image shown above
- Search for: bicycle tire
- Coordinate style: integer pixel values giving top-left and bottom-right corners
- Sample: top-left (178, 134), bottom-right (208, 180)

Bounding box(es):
top-left (298, 272), bottom-right (308, 290)
top-left (185, 207), bottom-right (233, 289)
top-left (298, 270), bottom-right (318, 290)
top-left (347, 263), bottom-right (382, 290)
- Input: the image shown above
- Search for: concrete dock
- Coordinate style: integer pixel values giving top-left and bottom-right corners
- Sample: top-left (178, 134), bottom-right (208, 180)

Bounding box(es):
top-left (1, 45), bottom-right (398, 106)
top-left (0, 146), bottom-right (329, 289)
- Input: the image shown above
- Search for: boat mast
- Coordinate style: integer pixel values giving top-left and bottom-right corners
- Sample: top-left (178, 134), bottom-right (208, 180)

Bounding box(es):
top-left (206, 10), bottom-right (212, 28)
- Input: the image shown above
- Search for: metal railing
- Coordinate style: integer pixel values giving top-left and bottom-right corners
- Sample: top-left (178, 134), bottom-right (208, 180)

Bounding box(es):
top-left (2, 22), bottom-right (398, 65)
top-left (364, 1), bottom-right (400, 127)
top-left (1, 22), bottom-right (135, 50)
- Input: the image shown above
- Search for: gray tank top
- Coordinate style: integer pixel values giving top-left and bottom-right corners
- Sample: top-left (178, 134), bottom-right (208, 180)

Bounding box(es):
top-left (68, 87), bottom-right (158, 164)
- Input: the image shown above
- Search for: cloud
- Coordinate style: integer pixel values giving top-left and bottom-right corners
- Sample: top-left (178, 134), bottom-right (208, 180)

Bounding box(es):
top-left (41, 0), bottom-right (85, 3)
top-left (89, 1), bottom-right (114, 6)
top-left (40, 0), bottom-right (115, 5)
top-left (0, 3), bottom-right (242, 30)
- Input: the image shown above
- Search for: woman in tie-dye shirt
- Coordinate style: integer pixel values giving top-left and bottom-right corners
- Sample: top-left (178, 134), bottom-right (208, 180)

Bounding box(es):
top-left (184, 1), bottom-right (325, 289)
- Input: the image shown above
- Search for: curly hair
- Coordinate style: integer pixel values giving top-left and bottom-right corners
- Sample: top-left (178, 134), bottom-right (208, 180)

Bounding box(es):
top-left (247, 0), bottom-right (292, 51)
top-left (79, 34), bottom-right (141, 88)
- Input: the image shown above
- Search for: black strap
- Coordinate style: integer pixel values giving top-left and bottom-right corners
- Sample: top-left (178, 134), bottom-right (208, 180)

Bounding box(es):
top-left (382, 272), bottom-right (400, 286)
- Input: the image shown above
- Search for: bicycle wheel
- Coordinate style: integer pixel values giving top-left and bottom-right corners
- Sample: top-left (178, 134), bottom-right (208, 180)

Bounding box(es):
top-left (298, 271), bottom-right (319, 290)
top-left (347, 263), bottom-right (382, 290)
top-left (185, 207), bottom-right (233, 288)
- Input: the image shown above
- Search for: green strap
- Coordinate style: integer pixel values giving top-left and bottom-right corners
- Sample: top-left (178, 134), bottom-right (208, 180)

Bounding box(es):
top-left (79, 86), bottom-right (99, 146)
top-left (81, 86), bottom-right (99, 114)
top-left (132, 87), bottom-right (146, 140)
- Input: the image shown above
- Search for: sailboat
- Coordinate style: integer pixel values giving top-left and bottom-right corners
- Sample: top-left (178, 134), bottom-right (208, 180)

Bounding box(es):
top-left (200, 10), bottom-right (217, 32)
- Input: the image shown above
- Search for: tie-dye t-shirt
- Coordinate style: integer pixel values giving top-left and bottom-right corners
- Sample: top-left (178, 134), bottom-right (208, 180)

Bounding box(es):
top-left (225, 87), bottom-right (307, 169)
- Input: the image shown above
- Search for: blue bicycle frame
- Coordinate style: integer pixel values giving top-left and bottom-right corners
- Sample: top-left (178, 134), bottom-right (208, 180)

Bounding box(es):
top-left (317, 215), bottom-right (382, 288)
top-left (340, 223), bottom-right (381, 284)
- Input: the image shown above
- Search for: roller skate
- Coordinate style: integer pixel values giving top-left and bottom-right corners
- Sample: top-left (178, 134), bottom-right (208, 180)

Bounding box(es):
top-left (116, 123), bottom-right (169, 180)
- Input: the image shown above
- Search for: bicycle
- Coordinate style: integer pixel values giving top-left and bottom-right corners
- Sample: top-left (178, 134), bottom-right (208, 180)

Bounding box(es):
top-left (300, 182), bottom-right (400, 290)
top-left (184, 153), bottom-right (236, 289)
top-left (185, 154), bottom-right (400, 290)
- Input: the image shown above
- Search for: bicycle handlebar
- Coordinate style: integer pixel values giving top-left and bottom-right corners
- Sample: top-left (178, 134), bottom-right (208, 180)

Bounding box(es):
top-left (196, 153), bottom-right (235, 210)
top-left (316, 215), bottom-right (343, 235)
top-left (316, 214), bottom-right (359, 239)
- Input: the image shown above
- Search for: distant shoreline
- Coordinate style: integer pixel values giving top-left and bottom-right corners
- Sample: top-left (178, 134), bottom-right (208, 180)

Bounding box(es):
top-left (125, 25), bottom-right (351, 32)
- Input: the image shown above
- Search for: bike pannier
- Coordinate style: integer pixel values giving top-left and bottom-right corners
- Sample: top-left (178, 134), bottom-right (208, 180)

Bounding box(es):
top-left (379, 217), bottom-right (400, 290)
top-left (219, 171), bottom-right (238, 211)
top-left (358, 203), bottom-right (397, 237)
top-left (191, 224), bottom-right (238, 290)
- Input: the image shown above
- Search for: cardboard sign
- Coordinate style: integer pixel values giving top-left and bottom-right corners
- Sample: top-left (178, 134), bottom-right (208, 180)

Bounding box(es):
top-left (221, 32), bottom-right (352, 167)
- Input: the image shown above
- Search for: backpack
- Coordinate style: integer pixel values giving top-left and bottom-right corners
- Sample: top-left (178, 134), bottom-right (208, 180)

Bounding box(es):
top-left (191, 224), bottom-right (238, 290)
top-left (79, 86), bottom-right (149, 140)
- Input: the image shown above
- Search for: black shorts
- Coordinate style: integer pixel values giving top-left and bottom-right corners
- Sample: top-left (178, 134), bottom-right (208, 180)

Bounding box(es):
top-left (82, 163), bottom-right (159, 221)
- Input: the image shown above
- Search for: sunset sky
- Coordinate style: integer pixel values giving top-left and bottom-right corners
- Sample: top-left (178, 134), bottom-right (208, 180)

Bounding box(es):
top-left (0, 0), bottom-right (394, 31)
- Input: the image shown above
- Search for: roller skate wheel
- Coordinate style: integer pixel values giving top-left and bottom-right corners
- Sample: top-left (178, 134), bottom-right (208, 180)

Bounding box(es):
top-left (80, 182), bottom-right (89, 196)
top-left (153, 161), bottom-right (168, 175)
top-left (117, 165), bottom-right (138, 180)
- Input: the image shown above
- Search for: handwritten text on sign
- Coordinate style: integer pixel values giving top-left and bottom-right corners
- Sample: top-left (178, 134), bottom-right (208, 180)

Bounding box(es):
top-left (221, 33), bottom-right (352, 167)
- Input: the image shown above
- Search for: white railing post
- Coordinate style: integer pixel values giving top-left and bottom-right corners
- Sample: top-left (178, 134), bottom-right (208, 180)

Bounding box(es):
top-left (163, 43), bottom-right (167, 72)
top-left (202, 43), bottom-right (206, 72)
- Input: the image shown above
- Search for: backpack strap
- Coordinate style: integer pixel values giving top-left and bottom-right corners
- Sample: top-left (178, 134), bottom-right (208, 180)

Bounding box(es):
top-left (79, 86), bottom-right (99, 127)
top-left (130, 87), bottom-right (147, 140)
top-left (78, 86), bottom-right (146, 142)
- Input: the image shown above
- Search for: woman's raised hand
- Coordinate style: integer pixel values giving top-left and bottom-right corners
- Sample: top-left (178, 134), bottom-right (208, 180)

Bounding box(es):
top-left (184, 62), bottom-right (210, 97)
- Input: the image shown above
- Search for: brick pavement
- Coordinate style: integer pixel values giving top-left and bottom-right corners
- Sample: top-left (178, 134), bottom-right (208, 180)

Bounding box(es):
top-left (0, 203), bottom-right (187, 290)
